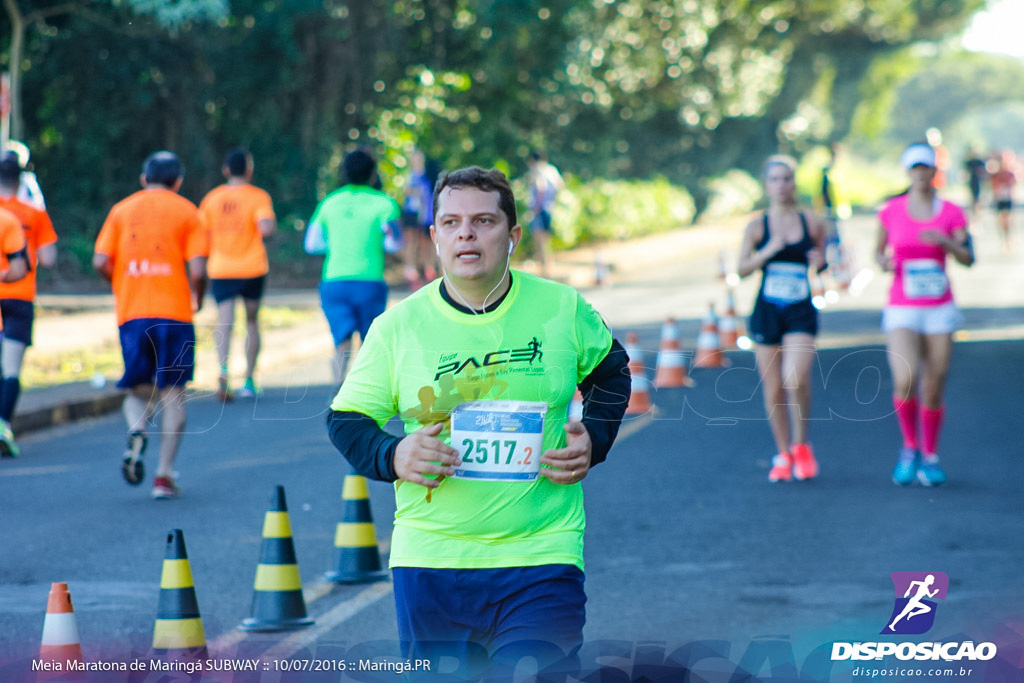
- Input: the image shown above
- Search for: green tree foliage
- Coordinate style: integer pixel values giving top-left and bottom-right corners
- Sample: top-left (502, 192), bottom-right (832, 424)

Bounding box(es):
top-left (0, 0), bottom-right (987, 278)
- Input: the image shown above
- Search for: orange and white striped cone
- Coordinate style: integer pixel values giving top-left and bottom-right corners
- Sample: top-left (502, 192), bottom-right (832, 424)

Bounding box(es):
top-left (152, 529), bottom-right (209, 662)
top-left (653, 318), bottom-right (695, 388)
top-left (624, 332), bottom-right (653, 414)
top-left (811, 272), bottom-right (827, 309)
top-left (719, 288), bottom-right (743, 350)
top-left (694, 303), bottom-right (729, 368)
top-left (38, 582), bottom-right (84, 680)
top-left (717, 249), bottom-right (728, 281)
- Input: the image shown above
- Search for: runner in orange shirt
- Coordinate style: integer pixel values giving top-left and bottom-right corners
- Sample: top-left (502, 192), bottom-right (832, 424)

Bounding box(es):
top-left (0, 202), bottom-right (28, 457)
top-left (93, 151), bottom-right (208, 499)
top-left (0, 153), bottom-right (56, 457)
top-left (199, 147), bottom-right (276, 400)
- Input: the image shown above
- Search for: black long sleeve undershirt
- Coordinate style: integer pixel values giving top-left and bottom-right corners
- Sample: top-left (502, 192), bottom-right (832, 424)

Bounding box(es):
top-left (327, 337), bottom-right (631, 482)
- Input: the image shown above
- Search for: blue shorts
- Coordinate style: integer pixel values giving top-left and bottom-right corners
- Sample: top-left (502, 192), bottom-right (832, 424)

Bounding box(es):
top-left (530, 209), bottom-right (553, 233)
top-left (0, 299), bottom-right (35, 346)
top-left (210, 275), bottom-right (266, 304)
top-left (117, 318), bottom-right (196, 390)
top-left (319, 280), bottom-right (387, 346)
top-left (393, 565), bottom-right (585, 681)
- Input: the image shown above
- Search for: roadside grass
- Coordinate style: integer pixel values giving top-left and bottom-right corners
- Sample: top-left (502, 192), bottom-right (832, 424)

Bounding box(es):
top-left (23, 306), bottom-right (317, 389)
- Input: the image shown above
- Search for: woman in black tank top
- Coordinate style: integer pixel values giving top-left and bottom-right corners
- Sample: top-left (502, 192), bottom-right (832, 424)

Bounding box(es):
top-left (737, 155), bottom-right (827, 483)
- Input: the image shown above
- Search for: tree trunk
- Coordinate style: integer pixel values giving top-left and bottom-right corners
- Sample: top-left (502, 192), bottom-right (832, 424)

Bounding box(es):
top-left (3, 0), bottom-right (26, 142)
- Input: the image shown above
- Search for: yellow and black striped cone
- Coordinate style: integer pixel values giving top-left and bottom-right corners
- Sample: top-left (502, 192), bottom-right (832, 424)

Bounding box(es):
top-left (152, 529), bottom-right (208, 661)
top-left (324, 473), bottom-right (388, 584)
top-left (238, 485), bottom-right (314, 632)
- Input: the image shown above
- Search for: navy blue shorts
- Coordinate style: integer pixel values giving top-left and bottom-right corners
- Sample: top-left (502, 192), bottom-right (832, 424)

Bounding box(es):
top-left (0, 299), bottom-right (35, 346)
top-left (319, 280), bottom-right (387, 346)
top-left (210, 275), bottom-right (266, 304)
top-left (749, 297), bottom-right (818, 346)
top-left (393, 564), bottom-right (585, 681)
top-left (530, 209), bottom-right (553, 233)
top-left (117, 318), bottom-right (196, 390)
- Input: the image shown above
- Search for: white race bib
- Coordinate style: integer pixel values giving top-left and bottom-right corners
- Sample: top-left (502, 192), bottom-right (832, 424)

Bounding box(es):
top-left (763, 262), bottom-right (810, 305)
top-left (450, 401), bottom-right (547, 482)
top-left (902, 259), bottom-right (948, 299)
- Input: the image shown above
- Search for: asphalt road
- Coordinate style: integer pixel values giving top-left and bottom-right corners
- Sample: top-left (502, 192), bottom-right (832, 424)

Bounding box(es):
top-left (1, 213), bottom-right (1023, 682)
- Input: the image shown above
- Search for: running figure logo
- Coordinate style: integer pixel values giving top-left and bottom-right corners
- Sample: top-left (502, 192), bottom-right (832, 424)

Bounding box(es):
top-left (881, 571), bottom-right (949, 635)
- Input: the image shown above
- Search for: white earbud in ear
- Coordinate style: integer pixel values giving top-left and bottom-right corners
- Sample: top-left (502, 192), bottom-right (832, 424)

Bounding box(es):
top-left (436, 244), bottom-right (440, 256)
top-left (508, 242), bottom-right (514, 255)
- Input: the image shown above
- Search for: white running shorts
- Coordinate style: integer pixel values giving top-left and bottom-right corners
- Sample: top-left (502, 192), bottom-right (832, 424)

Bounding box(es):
top-left (882, 302), bottom-right (963, 335)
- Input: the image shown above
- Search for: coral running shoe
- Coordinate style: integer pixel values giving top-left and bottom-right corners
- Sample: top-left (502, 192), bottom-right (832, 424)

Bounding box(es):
top-left (768, 452), bottom-right (793, 482)
top-left (917, 456), bottom-right (947, 487)
top-left (892, 447), bottom-right (920, 486)
top-left (121, 431), bottom-right (147, 485)
top-left (151, 475), bottom-right (181, 500)
top-left (791, 443), bottom-right (819, 480)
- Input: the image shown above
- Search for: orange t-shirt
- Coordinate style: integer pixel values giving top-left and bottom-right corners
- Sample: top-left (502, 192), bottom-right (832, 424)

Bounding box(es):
top-left (0, 208), bottom-right (29, 331)
top-left (94, 188), bottom-right (208, 325)
top-left (199, 183), bottom-right (274, 279)
top-left (0, 195), bottom-right (58, 301)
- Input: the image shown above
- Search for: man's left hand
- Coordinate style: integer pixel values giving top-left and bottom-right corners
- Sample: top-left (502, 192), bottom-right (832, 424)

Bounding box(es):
top-left (540, 421), bottom-right (592, 485)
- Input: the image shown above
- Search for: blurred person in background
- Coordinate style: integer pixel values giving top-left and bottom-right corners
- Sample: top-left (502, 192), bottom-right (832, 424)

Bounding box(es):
top-left (876, 142), bottom-right (973, 488)
top-left (0, 152), bottom-right (56, 456)
top-left (199, 147), bottom-right (276, 401)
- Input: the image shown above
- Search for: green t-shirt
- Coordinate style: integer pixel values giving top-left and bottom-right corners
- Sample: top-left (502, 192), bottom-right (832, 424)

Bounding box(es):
top-left (309, 185), bottom-right (401, 282)
top-left (331, 272), bottom-right (613, 570)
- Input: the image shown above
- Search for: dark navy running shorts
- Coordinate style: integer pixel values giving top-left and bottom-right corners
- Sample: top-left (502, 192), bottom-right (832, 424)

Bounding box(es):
top-left (318, 279), bottom-right (387, 346)
top-left (393, 564), bottom-right (585, 681)
top-left (749, 298), bottom-right (818, 346)
top-left (210, 275), bottom-right (266, 304)
top-left (530, 209), bottom-right (553, 233)
top-left (117, 318), bottom-right (196, 390)
top-left (0, 299), bottom-right (35, 346)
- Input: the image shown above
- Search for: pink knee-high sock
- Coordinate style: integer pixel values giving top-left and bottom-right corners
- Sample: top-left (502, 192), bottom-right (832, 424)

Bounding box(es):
top-left (920, 405), bottom-right (945, 457)
top-left (893, 394), bottom-right (919, 450)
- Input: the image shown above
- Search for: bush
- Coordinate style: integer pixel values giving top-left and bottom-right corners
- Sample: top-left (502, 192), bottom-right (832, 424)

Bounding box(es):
top-left (544, 176), bottom-right (696, 247)
top-left (700, 169), bottom-right (763, 221)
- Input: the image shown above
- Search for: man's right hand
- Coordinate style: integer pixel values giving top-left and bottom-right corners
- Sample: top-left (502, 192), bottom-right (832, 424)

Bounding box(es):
top-left (393, 422), bottom-right (460, 488)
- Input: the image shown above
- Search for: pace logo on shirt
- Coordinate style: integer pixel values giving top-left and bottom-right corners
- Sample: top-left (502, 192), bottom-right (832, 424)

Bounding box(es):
top-left (434, 337), bottom-right (544, 381)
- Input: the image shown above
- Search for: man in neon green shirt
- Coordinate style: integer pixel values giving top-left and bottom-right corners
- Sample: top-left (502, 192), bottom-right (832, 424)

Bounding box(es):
top-left (327, 167), bottom-right (630, 680)
top-left (304, 149), bottom-right (403, 385)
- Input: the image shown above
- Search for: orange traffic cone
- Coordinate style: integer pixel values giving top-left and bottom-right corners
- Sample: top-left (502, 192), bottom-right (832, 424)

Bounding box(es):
top-left (653, 318), bottom-right (695, 388)
top-left (811, 272), bottom-right (827, 309)
top-left (152, 529), bottom-right (208, 661)
top-left (568, 388), bottom-right (584, 421)
top-left (239, 486), bottom-right (315, 631)
top-left (325, 473), bottom-right (389, 585)
top-left (694, 303), bottom-right (729, 368)
top-left (624, 332), bottom-right (653, 414)
top-left (716, 249), bottom-right (728, 281)
top-left (38, 582), bottom-right (84, 679)
top-left (719, 288), bottom-right (743, 350)
top-left (594, 251), bottom-right (610, 287)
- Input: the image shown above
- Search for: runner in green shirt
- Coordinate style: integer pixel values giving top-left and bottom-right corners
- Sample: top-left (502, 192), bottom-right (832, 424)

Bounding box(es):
top-left (304, 149), bottom-right (403, 385)
top-left (327, 167), bottom-right (630, 680)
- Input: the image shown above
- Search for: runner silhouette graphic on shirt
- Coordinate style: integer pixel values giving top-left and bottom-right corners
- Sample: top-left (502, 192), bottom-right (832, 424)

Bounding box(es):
top-left (888, 574), bottom-right (939, 631)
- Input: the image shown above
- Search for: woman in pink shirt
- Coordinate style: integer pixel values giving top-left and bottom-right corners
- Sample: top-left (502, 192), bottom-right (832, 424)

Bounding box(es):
top-left (876, 143), bottom-right (974, 487)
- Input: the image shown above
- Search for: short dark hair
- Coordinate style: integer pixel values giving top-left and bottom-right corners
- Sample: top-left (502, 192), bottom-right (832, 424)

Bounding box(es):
top-left (433, 166), bottom-right (517, 227)
top-left (0, 154), bottom-right (21, 187)
top-left (341, 149), bottom-right (376, 186)
top-left (224, 147), bottom-right (250, 176)
top-left (142, 151), bottom-right (184, 187)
